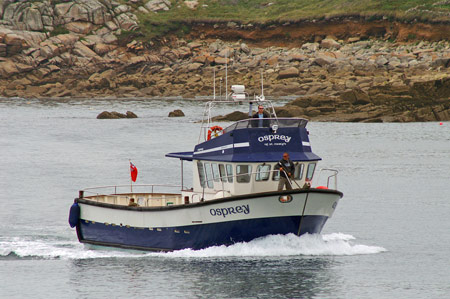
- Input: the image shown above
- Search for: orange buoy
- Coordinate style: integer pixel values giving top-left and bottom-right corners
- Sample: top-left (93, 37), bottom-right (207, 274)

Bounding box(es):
top-left (316, 186), bottom-right (328, 189)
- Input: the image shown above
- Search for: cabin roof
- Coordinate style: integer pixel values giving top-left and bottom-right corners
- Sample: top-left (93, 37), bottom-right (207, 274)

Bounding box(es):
top-left (166, 151), bottom-right (194, 161)
top-left (166, 118), bottom-right (321, 163)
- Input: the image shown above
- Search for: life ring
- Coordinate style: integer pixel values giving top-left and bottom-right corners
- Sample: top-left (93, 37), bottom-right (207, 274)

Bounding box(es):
top-left (207, 126), bottom-right (223, 140)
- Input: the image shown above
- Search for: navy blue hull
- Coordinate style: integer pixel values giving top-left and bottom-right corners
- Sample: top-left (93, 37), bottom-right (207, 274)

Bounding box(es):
top-left (77, 215), bottom-right (328, 251)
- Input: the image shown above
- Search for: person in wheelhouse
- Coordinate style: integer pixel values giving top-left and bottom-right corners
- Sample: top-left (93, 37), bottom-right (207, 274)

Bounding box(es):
top-left (252, 105), bottom-right (270, 127)
top-left (275, 152), bottom-right (295, 191)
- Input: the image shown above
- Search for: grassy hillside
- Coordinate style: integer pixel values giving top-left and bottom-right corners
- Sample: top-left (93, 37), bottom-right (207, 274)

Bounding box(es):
top-left (135, 0), bottom-right (450, 23)
top-left (126, 0), bottom-right (450, 38)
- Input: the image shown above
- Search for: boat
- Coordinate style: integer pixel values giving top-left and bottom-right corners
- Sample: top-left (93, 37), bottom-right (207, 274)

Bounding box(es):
top-left (68, 85), bottom-right (343, 252)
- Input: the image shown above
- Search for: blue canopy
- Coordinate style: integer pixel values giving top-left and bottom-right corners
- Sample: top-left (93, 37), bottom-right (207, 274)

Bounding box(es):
top-left (166, 123), bottom-right (321, 163)
top-left (165, 151), bottom-right (194, 161)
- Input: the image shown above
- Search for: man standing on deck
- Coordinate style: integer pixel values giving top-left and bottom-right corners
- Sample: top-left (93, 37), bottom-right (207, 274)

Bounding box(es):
top-left (276, 152), bottom-right (295, 191)
top-left (252, 105), bottom-right (270, 127)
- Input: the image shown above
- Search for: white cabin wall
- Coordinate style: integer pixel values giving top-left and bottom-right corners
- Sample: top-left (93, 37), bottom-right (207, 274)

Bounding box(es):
top-left (192, 161), bottom-right (202, 191)
top-left (190, 160), bottom-right (319, 199)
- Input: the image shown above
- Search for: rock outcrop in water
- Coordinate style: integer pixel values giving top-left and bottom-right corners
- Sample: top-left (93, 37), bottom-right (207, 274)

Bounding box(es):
top-left (97, 110), bottom-right (138, 119)
top-left (168, 109), bottom-right (185, 117)
top-left (0, 0), bottom-right (449, 122)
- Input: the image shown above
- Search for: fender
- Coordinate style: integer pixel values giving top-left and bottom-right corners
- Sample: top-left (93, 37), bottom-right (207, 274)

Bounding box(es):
top-left (68, 201), bottom-right (80, 228)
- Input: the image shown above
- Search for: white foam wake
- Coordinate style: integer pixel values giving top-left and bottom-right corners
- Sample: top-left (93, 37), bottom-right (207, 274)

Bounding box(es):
top-left (158, 233), bottom-right (387, 258)
top-left (0, 237), bottom-right (138, 260)
top-left (0, 233), bottom-right (386, 260)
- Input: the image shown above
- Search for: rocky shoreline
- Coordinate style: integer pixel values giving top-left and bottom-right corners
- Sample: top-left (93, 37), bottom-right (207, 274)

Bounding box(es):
top-left (0, 0), bottom-right (449, 122)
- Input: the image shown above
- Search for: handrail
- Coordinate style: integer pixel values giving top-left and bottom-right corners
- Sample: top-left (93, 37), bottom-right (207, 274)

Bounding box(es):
top-left (79, 168), bottom-right (339, 206)
top-left (314, 168), bottom-right (339, 190)
top-left (200, 165), bottom-right (340, 195)
top-left (221, 117), bottom-right (308, 135)
top-left (80, 184), bottom-right (185, 207)
top-left (81, 184), bottom-right (183, 196)
top-left (198, 117), bottom-right (309, 143)
top-left (198, 99), bottom-right (283, 142)
top-left (199, 168), bottom-right (303, 198)
top-left (80, 168), bottom-right (339, 197)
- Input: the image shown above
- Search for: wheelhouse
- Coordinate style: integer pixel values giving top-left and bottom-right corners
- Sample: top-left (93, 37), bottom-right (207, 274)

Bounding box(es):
top-left (166, 98), bottom-right (322, 203)
top-left (189, 160), bottom-right (318, 199)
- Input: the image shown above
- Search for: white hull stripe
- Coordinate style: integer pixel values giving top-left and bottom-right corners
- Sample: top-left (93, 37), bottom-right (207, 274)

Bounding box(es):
top-left (194, 142), bottom-right (250, 155)
top-left (302, 141), bottom-right (310, 146)
top-left (234, 142), bottom-right (250, 148)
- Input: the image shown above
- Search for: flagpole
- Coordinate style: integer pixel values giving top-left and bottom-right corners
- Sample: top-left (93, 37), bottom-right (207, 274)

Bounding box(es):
top-left (129, 160), bottom-right (138, 194)
top-left (129, 159), bottom-right (133, 193)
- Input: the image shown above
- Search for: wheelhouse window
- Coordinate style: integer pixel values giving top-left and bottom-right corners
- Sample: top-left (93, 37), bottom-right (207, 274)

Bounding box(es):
top-left (226, 164), bottom-right (233, 183)
top-left (236, 165), bottom-right (252, 183)
top-left (212, 163), bottom-right (220, 182)
top-left (256, 164), bottom-right (271, 181)
top-left (197, 161), bottom-right (206, 188)
top-left (219, 164), bottom-right (227, 182)
top-left (272, 163), bottom-right (280, 181)
top-left (204, 163), bottom-right (214, 188)
top-left (294, 163), bottom-right (304, 180)
top-left (306, 163), bottom-right (316, 181)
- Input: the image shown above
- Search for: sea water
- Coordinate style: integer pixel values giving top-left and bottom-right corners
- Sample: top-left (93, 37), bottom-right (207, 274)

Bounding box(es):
top-left (0, 97), bottom-right (449, 299)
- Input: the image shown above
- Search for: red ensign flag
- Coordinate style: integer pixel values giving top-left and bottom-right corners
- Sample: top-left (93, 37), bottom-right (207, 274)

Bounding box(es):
top-left (130, 162), bottom-right (138, 182)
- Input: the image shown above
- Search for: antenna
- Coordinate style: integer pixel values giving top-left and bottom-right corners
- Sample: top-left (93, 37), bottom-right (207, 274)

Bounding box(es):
top-left (259, 69), bottom-right (265, 101)
top-left (219, 77), bottom-right (222, 100)
top-left (225, 50), bottom-right (228, 100)
top-left (261, 69), bottom-right (264, 97)
top-left (213, 67), bottom-right (216, 100)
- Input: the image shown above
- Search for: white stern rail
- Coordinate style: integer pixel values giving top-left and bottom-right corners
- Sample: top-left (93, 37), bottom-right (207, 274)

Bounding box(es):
top-left (79, 184), bottom-right (183, 206)
top-left (81, 183), bottom-right (182, 195)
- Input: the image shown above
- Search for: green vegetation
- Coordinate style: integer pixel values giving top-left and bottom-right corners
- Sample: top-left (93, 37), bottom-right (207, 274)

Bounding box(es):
top-left (50, 25), bottom-right (69, 37)
top-left (49, 0), bottom-right (68, 4)
top-left (139, 0), bottom-right (450, 24)
top-left (117, 29), bottom-right (135, 40)
top-left (139, 19), bottom-right (191, 39)
top-left (407, 33), bottom-right (417, 40)
top-left (126, 0), bottom-right (450, 40)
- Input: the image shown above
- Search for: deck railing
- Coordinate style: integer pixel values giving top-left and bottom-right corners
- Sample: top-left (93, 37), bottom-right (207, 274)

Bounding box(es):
top-left (79, 184), bottom-right (183, 205)
top-left (197, 167), bottom-right (339, 200)
top-left (221, 118), bottom-right (308, 135)
top-left (81, 183), bottom-right (182, 196)
top-left (314, 168), bottom-right (339, 190)
top-left (78, 168), bottom-right (339, 206)
top-left (79, 184), bottom-right (185, 207)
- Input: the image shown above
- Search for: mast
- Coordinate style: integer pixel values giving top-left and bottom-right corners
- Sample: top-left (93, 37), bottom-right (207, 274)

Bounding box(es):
top-left (225, 51), bottom-right (228, 100)
top-left (260, 69), bottom-right (265, 101)
top-left (213, 67), bottom-right (216, 100)
top-left (261, 70), bottom-right (264, 99)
